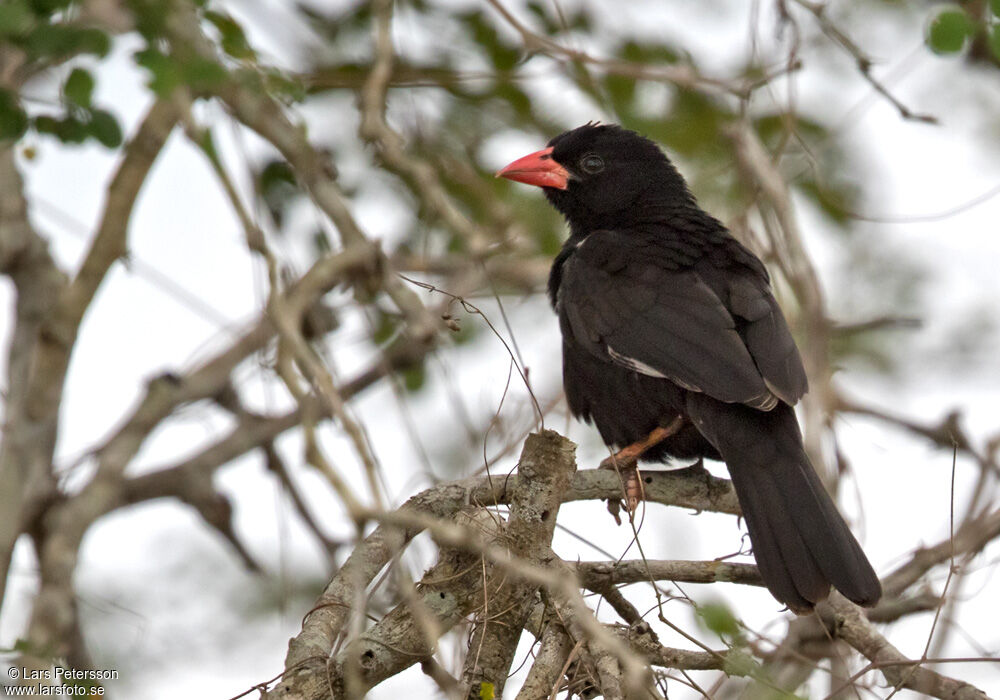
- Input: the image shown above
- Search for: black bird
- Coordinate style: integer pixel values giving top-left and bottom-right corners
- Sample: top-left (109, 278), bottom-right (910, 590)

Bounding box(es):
top-left (497, 123), bottom-right (881, 612)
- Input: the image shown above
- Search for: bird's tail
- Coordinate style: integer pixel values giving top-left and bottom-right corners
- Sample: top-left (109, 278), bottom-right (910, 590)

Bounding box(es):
top-left (686, 395), bottom-right (881, 612)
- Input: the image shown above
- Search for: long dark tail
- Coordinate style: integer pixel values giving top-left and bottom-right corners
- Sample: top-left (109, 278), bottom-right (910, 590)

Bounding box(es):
top-left (686, 395), bottom-right (881, 612)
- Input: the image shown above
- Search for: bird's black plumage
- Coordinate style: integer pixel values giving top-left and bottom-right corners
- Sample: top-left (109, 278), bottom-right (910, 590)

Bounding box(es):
top-left (503, 123), bottom-right (881, 611)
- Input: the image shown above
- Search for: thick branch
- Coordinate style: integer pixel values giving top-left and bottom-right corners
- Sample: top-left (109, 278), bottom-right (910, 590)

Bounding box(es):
top-left (327, 509), bottom-right (502, 699)
top-left (0, 149), bottom-right (66, 608)
top-left (751, 590), bottom-right (968, 699)
top-left (271, 451), bottom-right (734, 698)
top-left (825, 593), bottom-right (990, 700)
top-left (460, 431), bottom-right (577, 698)
top-left (20, 243), bottom-right (376, 667)
top-left (517, 615), bottom-right (576, 699)
top-left (577, 559), bottom-right (764, 590)
top-left (6, 103), bottom-right (178, 656)
top-left (625, 625), bottom-right (745, 675)
top-left (537, 550), bottom-right (661, 699)
top-left (27, 100), bottom-right (179, 424)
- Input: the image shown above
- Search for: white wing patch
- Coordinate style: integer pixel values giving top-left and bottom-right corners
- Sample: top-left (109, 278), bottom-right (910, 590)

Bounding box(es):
top-left (606, 344), bottom-right (779, 408)
top-left (607, 346), bottom-right (672, 380)
top-left (606, 345), bottom-right (705, 392)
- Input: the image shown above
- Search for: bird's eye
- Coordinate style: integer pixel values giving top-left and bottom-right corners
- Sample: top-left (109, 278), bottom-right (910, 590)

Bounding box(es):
top-left (580, 154), bottom-right (604, 174)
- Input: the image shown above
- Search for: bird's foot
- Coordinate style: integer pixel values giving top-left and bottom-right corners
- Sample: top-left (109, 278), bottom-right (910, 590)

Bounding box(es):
top-left (601, 450), bottom-right (643, 522)
top-left (600, 417), bottom-right (684, 520)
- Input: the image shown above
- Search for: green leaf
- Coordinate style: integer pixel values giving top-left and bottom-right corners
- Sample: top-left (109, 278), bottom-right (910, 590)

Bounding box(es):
top-left (258, 159), bottom-right (298, 226)
top-left (754, 113), bottom-right (828, 148)
top-left (135, 47), bottom-right (182, 96)
top-left (461, 11), bottom-right (520, 71)
top-left (991, 0), bottom-right (1000, 19)
top-left (566, 8), bottom-right (592, 32)
top-left (495, 82), bottom-right (531, 119)
top-left (926, 7), bottom-right (976, 54)
top-left (204, 10), bottom-right (256, 60)
top-left (990, 25), bottom-right (1000, 61)
top-left (33, 108), bottom-right (121, 149)
top-left (64, 68), bottom-right (95, 108)
top-left (259, 160), bottom-right (297, 189)
top-left (604, 73), bottom-right (636, 114)
top-left (641, 89), bottom-right (728, 159)
top-left (621, 39), bottom-right (679, 65)
top-left (798, 179), bottom-right (856, 225)
top-left (24, 24), bottom-right (110, 59)
top-left (312, 230), bottom-right (331, 255)
top-left (32, 114), bottom-right (61, 136)
top-left (195, 127), bottom-right (219, 163)
top-left (35, 114), bottom-right (88, 144)
top-left (75, 28), bottom-right (111, 57)
top-left (2, 638), bottom-right (39, 654)
top-left (28, 0), bottom-right (73, 14)
top-left (401, 365), bottom-right (426, 392)
top-left (180, 56), bottom-right (228, 90)
top-left (370, 312), bottom-right (399, 346)
top-left (722, 649), bottom-right (759, 677)
top-left (696, 602), bottom-right (740, 638)
top-left (60, 117), bottom-right (89, 143)
top-left (263, 70), bottom-right (307, 104)
top-left (88, 109), bottom-right (122, 148)
top-left (0, 89), bottom-right (29, 141)
top-left (128, 0), bottom-right (171, 39)
top-left (0, 0), bottom-right (35, 37)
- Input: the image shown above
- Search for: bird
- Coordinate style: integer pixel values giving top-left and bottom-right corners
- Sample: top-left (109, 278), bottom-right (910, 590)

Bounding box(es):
top-left (496, 123), bottom-right (881, 612)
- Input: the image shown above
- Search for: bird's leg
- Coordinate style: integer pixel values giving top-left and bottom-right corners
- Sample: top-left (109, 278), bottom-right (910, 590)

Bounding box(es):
top-left (601, 416), bottom-right (684, 518)
top-left (599, 416), bottom-right (685, 470)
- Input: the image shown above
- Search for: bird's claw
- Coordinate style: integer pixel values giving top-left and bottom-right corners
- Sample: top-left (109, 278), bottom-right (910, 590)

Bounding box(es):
top-left (606, 498), bottom-right (623, 526)
top-left (603, 460), bottom-right (644, 523)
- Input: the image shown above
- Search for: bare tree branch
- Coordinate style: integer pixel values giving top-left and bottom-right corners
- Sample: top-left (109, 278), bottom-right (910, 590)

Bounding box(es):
top-left (785, 0), bottom-right (938, 124)
top-left (361, 0), bottom-right (495, 254)
top-left (269, 446), bottom-right (738, 698)
top-left (460, 431), bottom-right (576, 698)
top-left (825, 592), bottom-right (991, 700)
top-left (0, 149), bottom-right (66, 608)
top-left (485, 0), bottom-right (791, 100)
top-left (6, 99), bottom-right (180, 672)
top-left (7, 3), bottom-right (999, 698)
top-left (328, 508), bottom-right (502, 698)
top-left (577, 559), bottom-right (765, 589)
top-left (517, 613), bottom-right (576, 699)
top-left (881, 506), bottom-right (1000, 599)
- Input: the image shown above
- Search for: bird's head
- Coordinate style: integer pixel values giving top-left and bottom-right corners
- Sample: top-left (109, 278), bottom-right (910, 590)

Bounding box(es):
top-left (496, 123), bottom-right (693, 231)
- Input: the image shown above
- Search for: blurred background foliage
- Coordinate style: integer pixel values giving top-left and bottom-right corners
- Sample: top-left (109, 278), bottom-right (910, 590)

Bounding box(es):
top-left (3, 0), bottom-right (1000, 696)
top-left (2, 0), bottom-right (998, 379)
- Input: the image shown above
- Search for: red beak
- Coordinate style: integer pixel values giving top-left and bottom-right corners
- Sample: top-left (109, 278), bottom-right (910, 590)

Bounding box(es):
top-left (495, 146), bottom-right (570, 190)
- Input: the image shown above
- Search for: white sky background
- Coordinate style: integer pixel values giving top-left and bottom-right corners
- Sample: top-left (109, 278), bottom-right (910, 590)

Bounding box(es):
top-left (2, 0), bottom-right (1000, 698)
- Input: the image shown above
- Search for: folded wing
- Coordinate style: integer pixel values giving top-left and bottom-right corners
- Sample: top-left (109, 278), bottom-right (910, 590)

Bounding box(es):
top-left (557, 229), bottom-right (805, 410)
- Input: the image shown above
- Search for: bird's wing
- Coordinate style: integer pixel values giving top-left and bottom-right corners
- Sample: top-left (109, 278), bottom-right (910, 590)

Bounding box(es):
top-left (558, 230), bottom-right (778, 409)
top-left (721, 268), bottom-right (808, 405)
